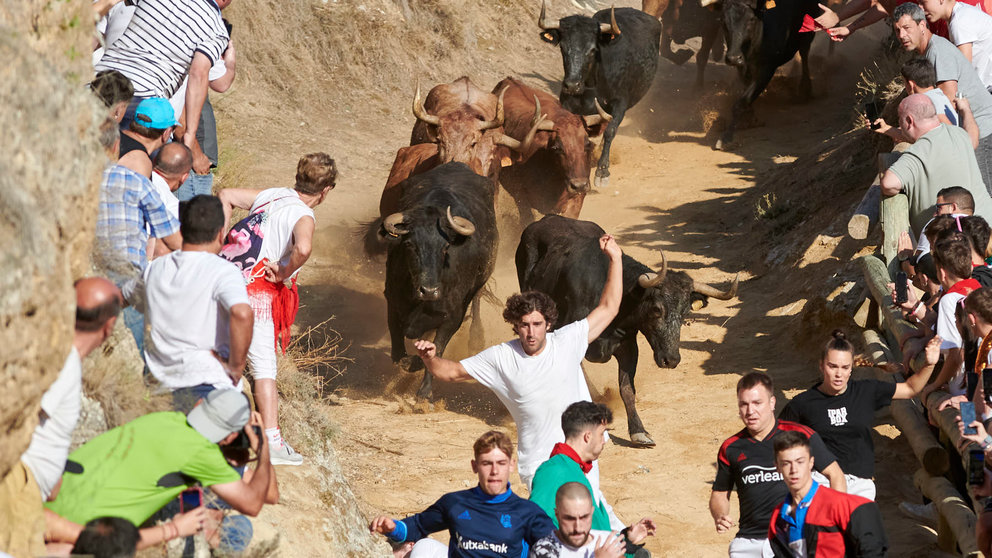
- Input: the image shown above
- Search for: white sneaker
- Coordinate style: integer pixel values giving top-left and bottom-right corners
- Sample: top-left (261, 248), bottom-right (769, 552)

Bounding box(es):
top-left (898, 501), bottom-right (936, 523)
top-left (269, 440), bottom-right (304, 466)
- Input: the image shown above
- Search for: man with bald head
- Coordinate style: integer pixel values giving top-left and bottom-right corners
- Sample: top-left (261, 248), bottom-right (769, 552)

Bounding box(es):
top-left (148, 142), bottom-right (193, 258)
top-left (529, 482), bottom-right (654, 558)
top-left (0, 277), bottom-right (122, 555)
top-left (880, 93), bottom-right (992, 237)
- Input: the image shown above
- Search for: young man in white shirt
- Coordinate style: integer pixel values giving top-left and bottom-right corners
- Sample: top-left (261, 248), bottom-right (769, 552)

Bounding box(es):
top-left (918, 0), bottom-right (992, 90)
top-left (132, 195), bottom-right (253, 411)
top-left (414, 234), bottom-right (623, 488)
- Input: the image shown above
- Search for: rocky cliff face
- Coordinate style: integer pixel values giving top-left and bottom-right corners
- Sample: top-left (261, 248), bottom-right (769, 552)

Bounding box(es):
top-left (0, 1), bottom-right (105, 479)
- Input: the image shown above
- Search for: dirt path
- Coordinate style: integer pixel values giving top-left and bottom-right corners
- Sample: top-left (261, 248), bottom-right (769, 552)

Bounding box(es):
top-left (230, 17), bottom-right (946, 557)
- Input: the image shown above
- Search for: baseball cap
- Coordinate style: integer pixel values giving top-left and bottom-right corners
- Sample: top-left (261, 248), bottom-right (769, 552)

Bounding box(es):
top-left (134, 97), bottom-right (177, 129)
top-left (186, 389), bottom-right (251, 443)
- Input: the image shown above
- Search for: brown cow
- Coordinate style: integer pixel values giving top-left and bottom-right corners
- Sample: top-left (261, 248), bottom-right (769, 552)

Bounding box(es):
top-left (493, 77), bottom-right (611, 219)
top-left (643, 0), bottom-right (722, 89)
top-left (378, 143), bottom-right (439, 217)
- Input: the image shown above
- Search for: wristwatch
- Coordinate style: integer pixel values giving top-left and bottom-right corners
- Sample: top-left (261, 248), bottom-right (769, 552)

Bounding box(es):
top-left (982, 435), bottom-right (992, 451)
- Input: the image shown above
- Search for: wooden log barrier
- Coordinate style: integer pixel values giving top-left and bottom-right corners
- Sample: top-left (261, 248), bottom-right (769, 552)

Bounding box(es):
top-left (848, 184), bottom-right (881, 240)
top-left (880, 192), bottom-right (912, 279)
top-left (858, 254), bottom-right (931, 373)
top-left (862, 329), bottom-right (949, 475)
top-left (913, 469), bottom-right (981, 556)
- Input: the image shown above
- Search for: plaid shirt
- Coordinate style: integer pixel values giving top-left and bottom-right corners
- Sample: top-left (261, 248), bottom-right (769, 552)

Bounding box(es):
top-left (95, 165), bottom-right (179, 276)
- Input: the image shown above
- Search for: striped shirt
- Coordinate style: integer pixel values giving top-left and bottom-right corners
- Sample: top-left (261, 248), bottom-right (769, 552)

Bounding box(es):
top-left (94, 0), bottom-right (228, 99)
top-left (95, 165), bottom-right (180, 278)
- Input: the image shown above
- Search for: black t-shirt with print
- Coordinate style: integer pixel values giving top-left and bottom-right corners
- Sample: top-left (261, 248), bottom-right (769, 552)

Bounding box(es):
top-left (780, 379), bottom-right (896, 479)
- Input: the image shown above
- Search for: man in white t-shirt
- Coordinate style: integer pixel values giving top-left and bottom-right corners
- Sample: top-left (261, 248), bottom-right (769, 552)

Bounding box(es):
top-left (218, 153), bottom-right (337, 465)
top-left (414, 234), bottom-right (623, 487)
top-left (131, 195), bottom-right (254, 411)
top-left (2, 277), bottom-right (121, 555)
top-left (529, 482), bottom-right (653, 558)
top-left (147, 142), bottom-right (192, 259)
top-left (919, 0), bottom-right (992, 89)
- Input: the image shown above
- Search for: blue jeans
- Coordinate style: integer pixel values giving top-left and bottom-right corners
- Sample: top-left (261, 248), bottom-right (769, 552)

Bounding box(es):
top-left (122, 306), bottom-right (145, 355)
top-left (171, 384), bottom-right (216, 413)
top-left (175, 172), bottom-right (214, 201)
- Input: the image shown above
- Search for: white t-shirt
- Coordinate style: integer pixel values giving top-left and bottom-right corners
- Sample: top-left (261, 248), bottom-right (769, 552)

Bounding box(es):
top-left (923, 88), bottom-right (959, 127)
top-left (250, 188), bottom-right (315, 279)
top-left (949, 2), bottom-right (992, 89)
top-left (21, 347), bottom-right (82, 501)
top-left (460, 319), bottom-right (593, 478)
top-left (529, 530), bottom-right (616, 558)
top-left (92, 2), bottom-right (136, 66)
top-left (140, 250), bottom-right (250, 390)
top-left (937, 290), bottom-right (968, 395)
top-left (150, 172), bottom-right (179, 220)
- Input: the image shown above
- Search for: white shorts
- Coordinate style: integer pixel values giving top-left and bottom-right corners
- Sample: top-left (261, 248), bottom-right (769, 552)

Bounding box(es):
top-left (247, 317), bottom-right (277, 381)
top-left (729, 536), bottom-right (772, 558)
top-left (410, 538), bottom-right (446, 558)
top-left (812, 470), bottom-right (876, 501)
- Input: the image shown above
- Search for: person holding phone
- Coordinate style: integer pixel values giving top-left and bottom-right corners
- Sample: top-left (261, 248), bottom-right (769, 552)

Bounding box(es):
top-left (779, 330), bottom-right (942, 500)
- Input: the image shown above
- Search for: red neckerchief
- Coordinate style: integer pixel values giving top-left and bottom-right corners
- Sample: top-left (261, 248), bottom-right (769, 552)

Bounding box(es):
top-left (550, 443), bottom-right (592, 473)
top-left (947, 278), bottom-right (981, 298)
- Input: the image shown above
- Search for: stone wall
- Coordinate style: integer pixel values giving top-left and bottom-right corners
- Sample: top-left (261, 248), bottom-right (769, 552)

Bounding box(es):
top-left (0, 1), bottom-right (105, 479)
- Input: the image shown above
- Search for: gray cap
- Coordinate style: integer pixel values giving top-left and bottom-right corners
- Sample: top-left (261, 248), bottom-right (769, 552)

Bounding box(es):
top-left (186, 389), bottom-right (250, 443)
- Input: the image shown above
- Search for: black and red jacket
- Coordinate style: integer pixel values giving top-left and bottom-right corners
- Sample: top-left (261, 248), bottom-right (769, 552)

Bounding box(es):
top-left (768, 483), bottom-right (888, 557)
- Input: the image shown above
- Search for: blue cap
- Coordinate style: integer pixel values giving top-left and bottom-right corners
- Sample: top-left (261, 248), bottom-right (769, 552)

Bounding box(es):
top-left (134, 97), bottom-right (177, 129)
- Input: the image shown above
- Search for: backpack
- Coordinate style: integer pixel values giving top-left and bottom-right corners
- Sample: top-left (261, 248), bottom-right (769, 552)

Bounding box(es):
top-left (219, 197), bottom-right (290, 281)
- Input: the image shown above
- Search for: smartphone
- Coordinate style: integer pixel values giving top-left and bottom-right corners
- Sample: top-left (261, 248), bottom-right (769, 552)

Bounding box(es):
top-left (864, 101), bottom-right (882, 130)
top-left (968, 371), bottom-right (979, 401)
top-left (895, 271), bottom-right (908, 305)
top-left (232, 424), bottom-right (263, 450)
top-left (984, 368), bottom-right (992, 405)
top-left (180, 487), bottom-right (202, 512)
top-left (962, 402), bottom-right (978, 435)
top-left (969, 449), bottom-right (986, 485)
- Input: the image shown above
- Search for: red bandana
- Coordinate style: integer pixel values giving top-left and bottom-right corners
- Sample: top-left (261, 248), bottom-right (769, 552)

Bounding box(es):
top-left (550, 443), bottom-right (592, 473)
top-left (947, 278), bottom-right (981, 298)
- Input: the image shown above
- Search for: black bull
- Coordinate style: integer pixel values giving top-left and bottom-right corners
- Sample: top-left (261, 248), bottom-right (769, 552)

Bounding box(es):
top-left (538, 3), bottom-right (660, 189)
top-left (715, 0), bottom-right (819, 149)
top-left (516, 215), bottom-right (738, 446)
top-left (377, 162), bottom-right (498, 399)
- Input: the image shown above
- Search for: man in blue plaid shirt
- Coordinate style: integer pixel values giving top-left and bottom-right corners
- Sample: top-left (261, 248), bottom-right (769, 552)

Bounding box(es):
top-left (95, 164), bottom-right (181, 351)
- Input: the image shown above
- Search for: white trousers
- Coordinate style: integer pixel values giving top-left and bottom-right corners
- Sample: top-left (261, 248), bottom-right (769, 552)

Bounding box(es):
top-left (811, 470), bottom-right (877, 501)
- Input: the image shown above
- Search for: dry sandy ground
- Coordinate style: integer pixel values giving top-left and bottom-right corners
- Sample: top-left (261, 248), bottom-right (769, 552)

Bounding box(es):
top-left (222, 12), bottom-right (952, 557)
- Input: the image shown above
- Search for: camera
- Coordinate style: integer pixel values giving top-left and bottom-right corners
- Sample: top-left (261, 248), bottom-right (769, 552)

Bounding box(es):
top-left (232, 424), bottom-right (263, 450)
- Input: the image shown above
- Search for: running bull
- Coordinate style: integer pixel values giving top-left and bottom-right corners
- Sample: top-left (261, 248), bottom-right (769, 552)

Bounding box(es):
top-left (516, 215), bottom-right (738, 446)
top-left (376, 162), bottom-right (498, 399)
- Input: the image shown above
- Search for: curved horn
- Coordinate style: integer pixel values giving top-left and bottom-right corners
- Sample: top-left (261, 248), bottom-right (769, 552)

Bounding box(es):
top-left (692, 273), bottom-right (740, 300)
top-left (582, 98), bottom-right (614, 127)
top-left (538, 0), bottom-right (559, 30)
top-left (446, 206), bottom-right (476, 237)
top-left (479, 86), bottom-right (507, 131)
top-left (412, 82), bottom-right (441, 127)
top-left (599, 6), bottom-right (621, 35)
top-left (637, 250), bottom-right (668, 288)
top-left (383, 212), bottom-right (409, 236)
top-left (501, 96), bottom-right (549, 153)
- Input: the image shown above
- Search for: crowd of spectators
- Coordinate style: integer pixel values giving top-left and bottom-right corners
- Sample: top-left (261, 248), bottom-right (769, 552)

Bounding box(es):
top-left (0, 0), bottom-right (336, 555)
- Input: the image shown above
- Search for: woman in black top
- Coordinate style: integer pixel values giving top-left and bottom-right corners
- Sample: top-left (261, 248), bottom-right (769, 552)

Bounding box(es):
top-left (779, 330), bottom-right (940, 500)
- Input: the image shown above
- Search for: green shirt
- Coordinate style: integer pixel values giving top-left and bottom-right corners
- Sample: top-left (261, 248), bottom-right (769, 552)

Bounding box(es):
top-left (529, 454), bottom-right (612, 531)
top-left (45, 412), bottom-right (241, 526)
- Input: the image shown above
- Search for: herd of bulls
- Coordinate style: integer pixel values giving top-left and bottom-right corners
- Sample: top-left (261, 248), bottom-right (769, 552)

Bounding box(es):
top-left (363, 0), bottom-right (822, 445)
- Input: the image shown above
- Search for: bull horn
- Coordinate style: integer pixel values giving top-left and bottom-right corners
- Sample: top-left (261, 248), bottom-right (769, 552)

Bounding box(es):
top-left (446, 206), bottom-right (476, 237)
top-left (383, 212), bottom-right (409, 236)
top-left (692, 273), bottom-right (740, 300)
top-left (502, 95), bottom-right (548, 153)
top-left (599, 6), bottom-right (621, 36)
top-left (413, 82), bottom-right (441, 127)
top-left (479, 86), bottom-right (507, 131)
top-left (496, 134), bottom-right (522, 150)
top-left (636, 250), bottom-right (668, 288)
top-left (535, 96), bottom-right (556, 131)
top-left (582, 98), bottom-right (614, 127)
top-left (538, 0), bottom-right (559, 30)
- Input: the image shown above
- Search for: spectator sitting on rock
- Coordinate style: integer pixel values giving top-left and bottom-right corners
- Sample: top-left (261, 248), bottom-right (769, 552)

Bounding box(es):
top-left (71, 517), bottom-right (140, 558)
top-left (147, 142), bottom-right (192, 259)
top-left (43, 390), bottom-right (277, 550)
top-left (89, 69), bottom-right (133, 124)
top-left (118, 97), bottom-right (176, 179)
top-left (0, 278), bottom-right (122, 557)
top-left (880, 93), bottom-right (992, 239)
top-left (529, 401), bottom-right (656, 554)
top-left (128, 195), bottom-right (252, 411)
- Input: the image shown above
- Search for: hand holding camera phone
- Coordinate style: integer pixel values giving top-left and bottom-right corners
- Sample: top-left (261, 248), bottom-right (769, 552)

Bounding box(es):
top-left (895, 271), bottom-right (908, 305)
top-left (969, 449), bottom-right (986, 485)
top-left (179, 486), bottom-right (203, 512)
top-left (232, 424), bottom-right (263, 450)
top-left (961, 401), bottom-right (978, 435)
top-left (863, 101), bottom-right (882, 131)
